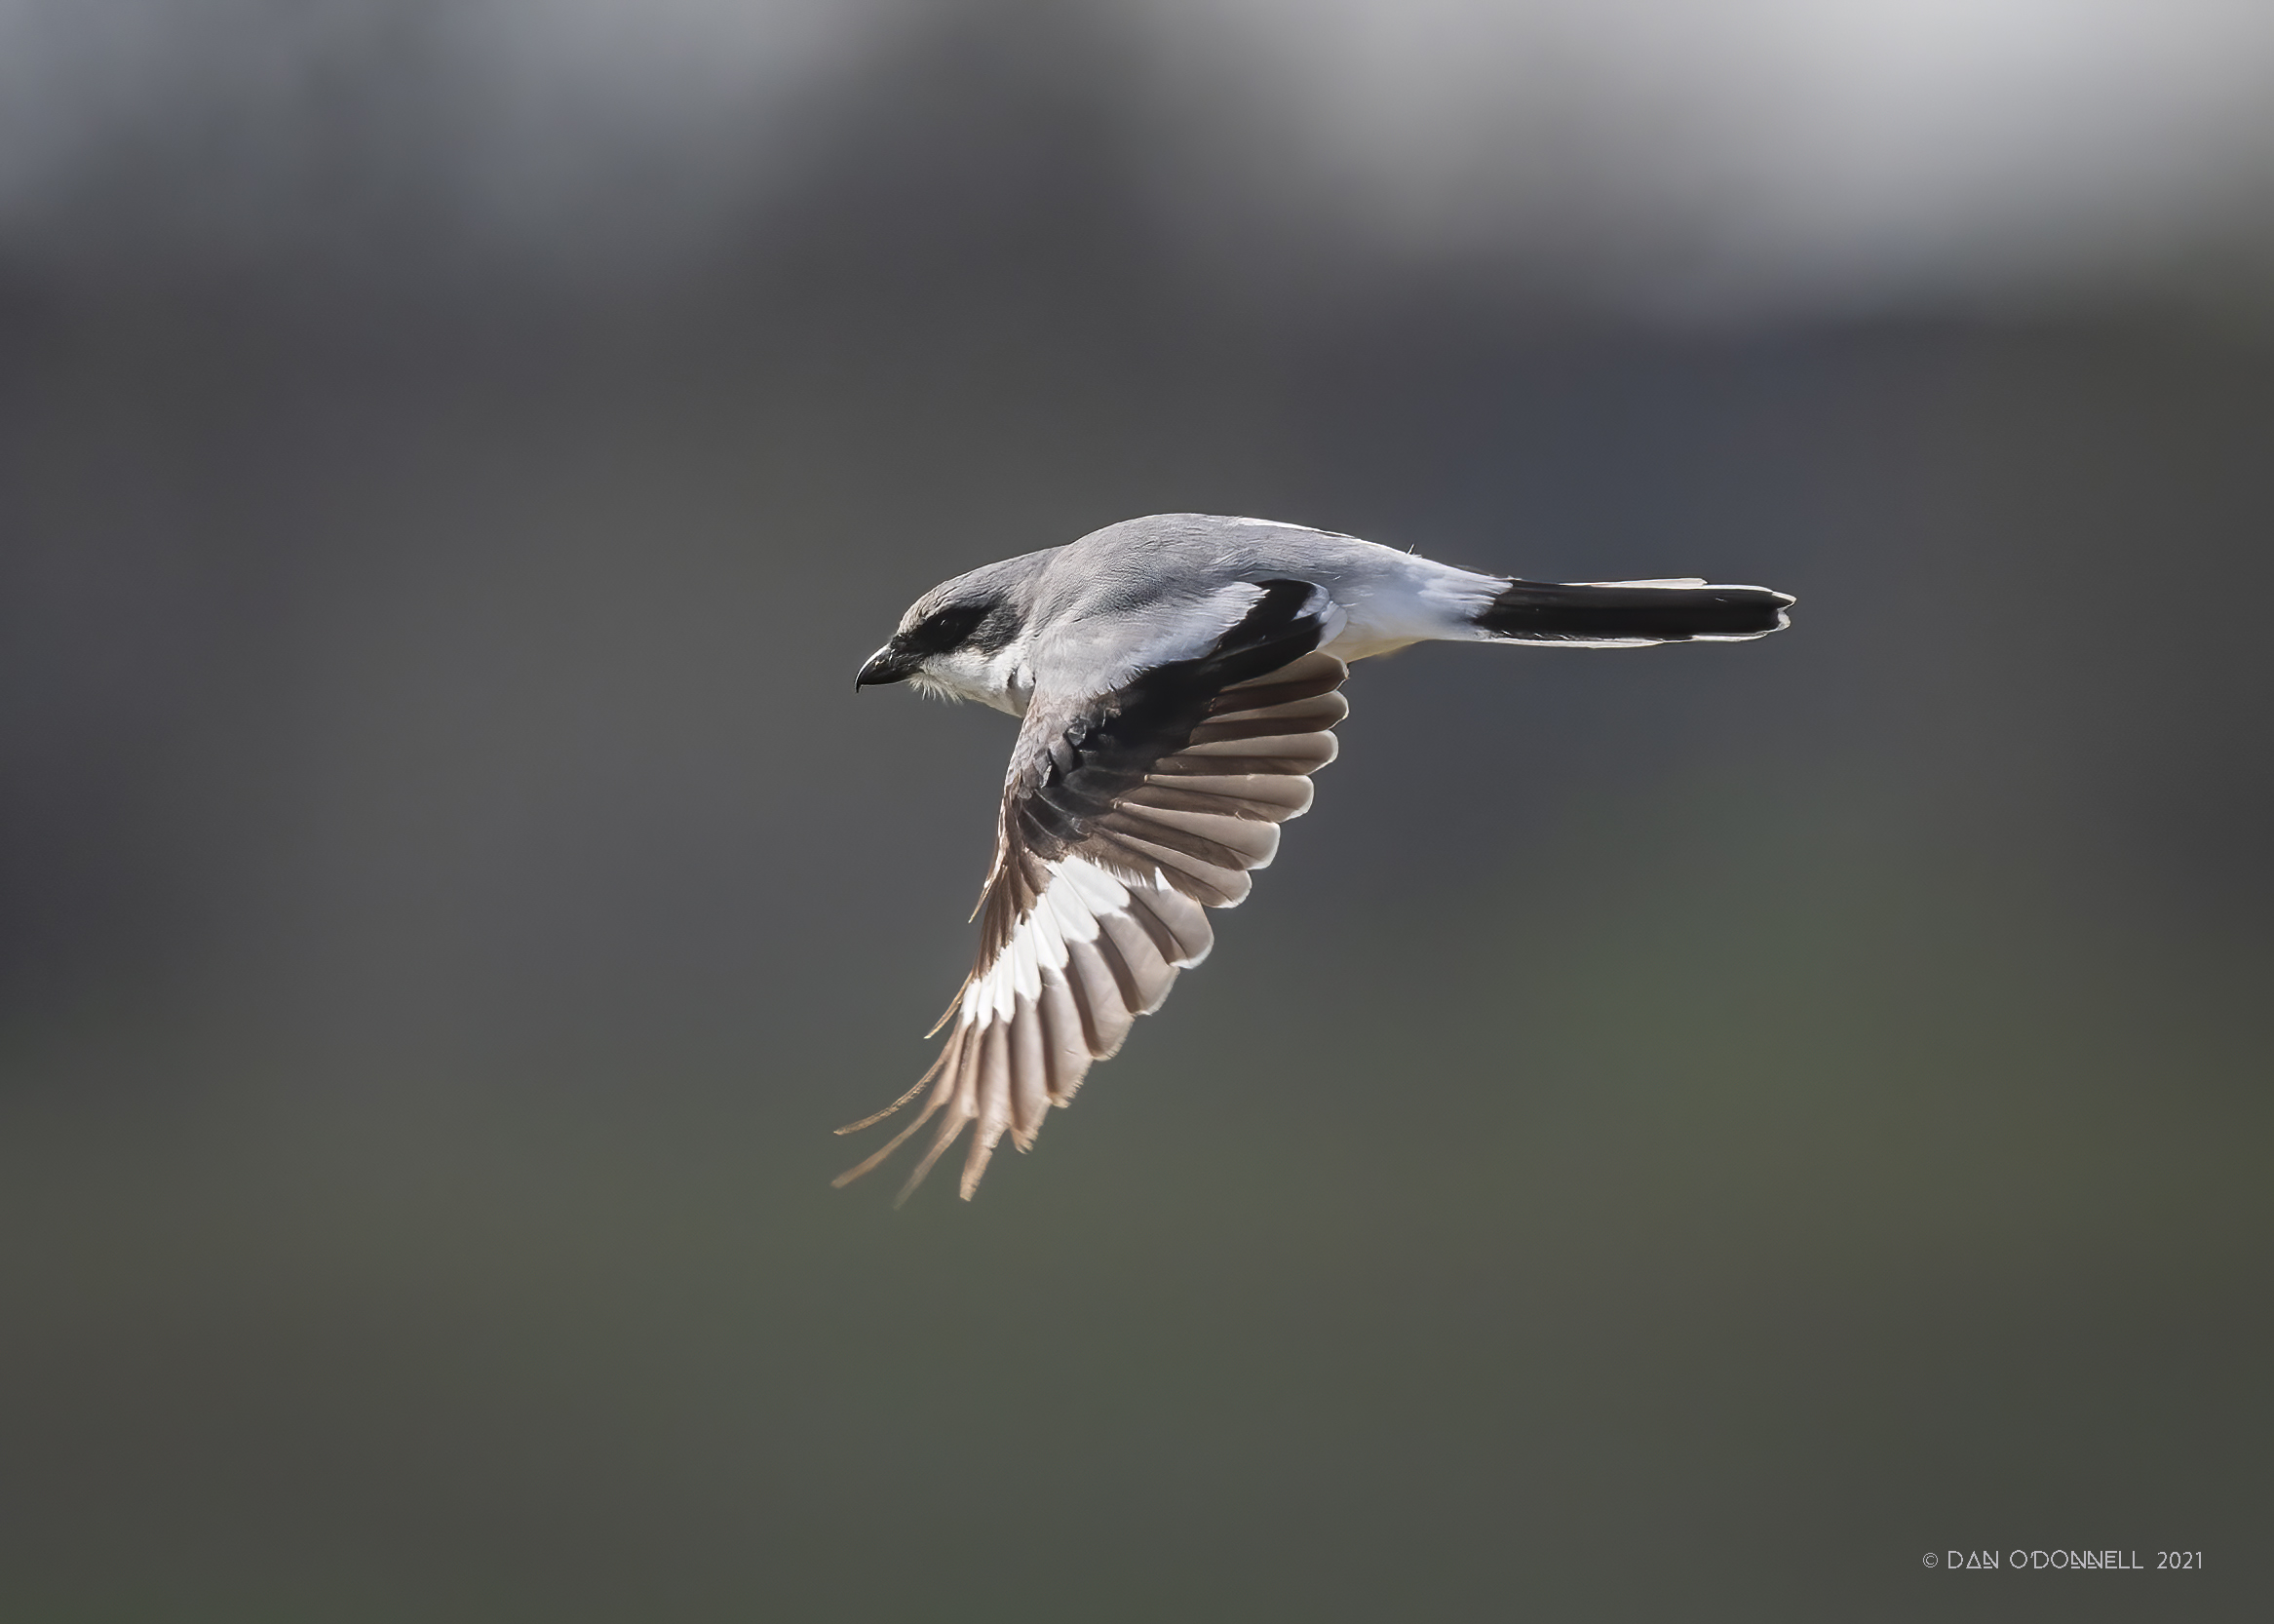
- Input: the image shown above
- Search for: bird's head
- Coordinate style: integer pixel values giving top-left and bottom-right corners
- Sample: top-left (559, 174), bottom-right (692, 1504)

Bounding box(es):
top-left (856, 560), bottom-right (1034, 707)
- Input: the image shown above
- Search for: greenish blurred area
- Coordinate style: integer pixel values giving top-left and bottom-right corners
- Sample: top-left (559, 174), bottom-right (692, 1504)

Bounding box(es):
top-left (1, 9), bottom-right (2269, 1622)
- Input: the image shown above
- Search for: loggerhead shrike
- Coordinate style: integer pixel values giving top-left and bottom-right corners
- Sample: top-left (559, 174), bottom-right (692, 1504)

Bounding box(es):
top-left (840, 513), bottom-right (1792, 1203)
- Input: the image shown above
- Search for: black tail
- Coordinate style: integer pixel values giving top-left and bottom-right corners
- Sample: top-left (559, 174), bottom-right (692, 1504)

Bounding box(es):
top-left (1475, 577), bottom-right (1792, 645)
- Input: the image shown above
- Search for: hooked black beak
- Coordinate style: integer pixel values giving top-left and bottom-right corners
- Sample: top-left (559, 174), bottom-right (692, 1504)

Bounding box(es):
top-left (855, 641), bottom-right (919, 691)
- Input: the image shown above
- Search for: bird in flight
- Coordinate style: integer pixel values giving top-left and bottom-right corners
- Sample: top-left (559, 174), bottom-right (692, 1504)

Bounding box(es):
top-left (839, 514), bottom-right (1792, 1203)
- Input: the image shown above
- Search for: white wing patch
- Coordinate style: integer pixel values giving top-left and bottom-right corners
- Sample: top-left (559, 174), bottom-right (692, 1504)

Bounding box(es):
top-left (829, 853), bottom-right (1219, 1203)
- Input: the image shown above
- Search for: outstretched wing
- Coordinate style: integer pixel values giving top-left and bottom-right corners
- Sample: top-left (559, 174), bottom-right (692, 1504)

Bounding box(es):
top-left (835, 579), bottom-right (1349, 1203)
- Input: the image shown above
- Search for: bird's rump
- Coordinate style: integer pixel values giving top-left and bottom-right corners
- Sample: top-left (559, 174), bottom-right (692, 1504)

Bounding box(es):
top-left (834, 582), bottom-right (1348, 1204)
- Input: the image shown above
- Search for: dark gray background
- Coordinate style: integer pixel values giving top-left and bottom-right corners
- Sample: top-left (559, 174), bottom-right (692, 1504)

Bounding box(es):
top-left (1, 4), bottom-right (2267, 1619)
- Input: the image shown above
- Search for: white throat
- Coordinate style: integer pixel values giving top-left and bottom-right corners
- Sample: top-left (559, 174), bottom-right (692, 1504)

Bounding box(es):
top-left (915, 642), bottom-right (1033, 715)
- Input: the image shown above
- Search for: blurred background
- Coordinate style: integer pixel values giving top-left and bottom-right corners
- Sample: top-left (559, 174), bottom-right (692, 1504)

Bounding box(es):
top-left (1, 1), bottom-right (2268, 1618)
